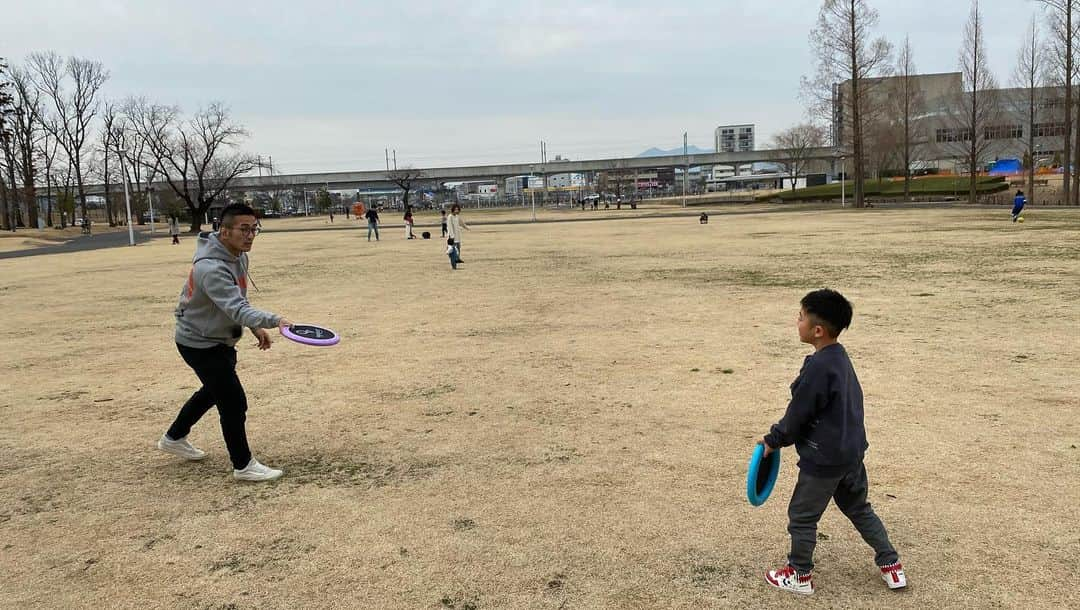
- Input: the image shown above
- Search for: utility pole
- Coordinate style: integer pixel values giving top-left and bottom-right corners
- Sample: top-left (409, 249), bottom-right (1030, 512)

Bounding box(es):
top-left (385, 148), bottom-right (390, 171)
top-left (393, 150), bottom-right (397, 170)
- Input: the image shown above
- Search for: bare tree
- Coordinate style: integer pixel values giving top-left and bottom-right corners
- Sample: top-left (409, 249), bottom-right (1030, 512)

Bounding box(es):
top-left (127, 99), bottom-right (257, 231)
top-left (802, 0), bottom-right (892, 208)
top-left (99, 101), bottom-right (122, 226)
top-left (955, 0), bottom-right (999, 204)
top-left (892, 36), bottom-right (924, 200)
top-left (770, 123), bottom-right (827, 190)
top-left (1035, 0), bottom-right (1077, 204)
top-left (112, 108), bottom-right (156, 224)
top-left (28, 52), bottom-right (109, 222)
top-left (386, 167), bottom-right (424, 210)
top-left (864, 117), bottom-right (901, 183)
top-left (0, 58), bottom-right (15, 230)
top-left (1013, 17), bottom-right (1045, 205)
top-left (4, 65), bottom-right (44, 229)
top-left (35, 124), bottom-right (60, 227)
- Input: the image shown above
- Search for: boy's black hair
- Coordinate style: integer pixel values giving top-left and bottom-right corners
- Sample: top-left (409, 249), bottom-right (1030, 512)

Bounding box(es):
top-left (220, 203), bottom-right (258, 227)
top-left (447, 237), bottom-right (455, 245)
top-left (801, 289), bottom-right (853, 338)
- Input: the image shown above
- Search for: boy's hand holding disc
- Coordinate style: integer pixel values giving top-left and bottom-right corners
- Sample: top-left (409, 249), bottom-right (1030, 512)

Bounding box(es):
top-left (747, 441), bottom-right (781, 507)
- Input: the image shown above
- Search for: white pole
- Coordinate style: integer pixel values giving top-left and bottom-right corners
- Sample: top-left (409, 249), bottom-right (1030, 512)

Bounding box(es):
top-left (841, 157), bottom-right (846, 208)
top-left (147, 187), bottom-right (156, 233)
top-left (120, 155), bottom-right (135, 246)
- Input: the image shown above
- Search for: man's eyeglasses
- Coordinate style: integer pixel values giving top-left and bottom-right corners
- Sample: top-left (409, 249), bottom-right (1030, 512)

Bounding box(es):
top-left (228, 225), bottom-right (262, 236)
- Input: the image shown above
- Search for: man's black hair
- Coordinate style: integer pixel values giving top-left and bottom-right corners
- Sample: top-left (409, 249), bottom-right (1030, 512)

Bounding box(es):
top-left (801, 289), bottom-right (853, 338)
top-left (220, 203), bottom-right (258, 227)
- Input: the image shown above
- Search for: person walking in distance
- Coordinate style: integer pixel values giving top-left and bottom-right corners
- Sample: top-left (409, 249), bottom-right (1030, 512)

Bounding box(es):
top-left (159, 203), bottom-right (294, 482)
top-left (169, 215), bottom-right (181, 245)
top-left (446, 204), bottom-right (470, 262)
top-left (365, 205), bottom-right (381, 241)
top-left (404, 205), bottom-right (415, 239)
top-left (1011, 190), bottom-right (1027, 222)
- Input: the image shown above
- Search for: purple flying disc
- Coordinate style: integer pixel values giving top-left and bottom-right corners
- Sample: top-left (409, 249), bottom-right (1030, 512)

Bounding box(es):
top-left (282, 324), bottom-right (340, 346)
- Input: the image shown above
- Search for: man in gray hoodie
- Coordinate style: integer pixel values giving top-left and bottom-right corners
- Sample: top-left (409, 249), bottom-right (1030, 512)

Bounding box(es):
top-left (158, 203), bottom-right (293, 482)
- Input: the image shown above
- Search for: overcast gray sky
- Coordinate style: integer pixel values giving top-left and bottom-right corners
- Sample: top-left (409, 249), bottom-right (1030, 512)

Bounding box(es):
top-left (6, 1), bottom-right (1040, 172)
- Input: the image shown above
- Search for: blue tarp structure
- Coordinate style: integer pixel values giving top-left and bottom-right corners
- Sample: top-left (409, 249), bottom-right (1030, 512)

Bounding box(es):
top-left (988, 158), bottom-right (1022, 175)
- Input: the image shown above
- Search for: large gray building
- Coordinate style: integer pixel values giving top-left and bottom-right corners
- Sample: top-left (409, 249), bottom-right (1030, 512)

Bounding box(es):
top-left (832, 72), bottom-right (1070, 172)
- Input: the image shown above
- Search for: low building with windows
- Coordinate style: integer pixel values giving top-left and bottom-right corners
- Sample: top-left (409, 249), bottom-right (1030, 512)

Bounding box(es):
top-left (832, 72), bottom-right (1069, 173)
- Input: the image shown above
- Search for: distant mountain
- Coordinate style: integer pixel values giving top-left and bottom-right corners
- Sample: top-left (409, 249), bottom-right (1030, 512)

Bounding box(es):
top-left (637, 145), bottom-right (714, 157)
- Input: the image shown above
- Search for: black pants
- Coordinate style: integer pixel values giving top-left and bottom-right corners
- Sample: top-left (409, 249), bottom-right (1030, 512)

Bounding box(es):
top-left (787, 463), bottom-right (899, 573)
top-left (167, 343), bottom-right (252, 469)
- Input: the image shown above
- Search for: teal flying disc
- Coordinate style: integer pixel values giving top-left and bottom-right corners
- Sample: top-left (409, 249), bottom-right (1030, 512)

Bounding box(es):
top-left (747, 444), bottom-right (781, 506)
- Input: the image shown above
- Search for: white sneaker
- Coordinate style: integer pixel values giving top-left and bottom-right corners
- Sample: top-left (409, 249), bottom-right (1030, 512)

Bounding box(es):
top-left (233, 458), bottom-right (283, 482)
top-left (157, 434), bottom-right (207, 460)
top-left (880, 562), bottom-right (907, 590)
top-left (765, 564), bottom-right (814, 595)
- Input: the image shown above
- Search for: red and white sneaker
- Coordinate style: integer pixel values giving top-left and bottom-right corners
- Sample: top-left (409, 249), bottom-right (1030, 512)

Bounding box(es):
top-left (880, 562), bottom-right (907, 590)
top-left (765, 564), bottom-right (814, 595)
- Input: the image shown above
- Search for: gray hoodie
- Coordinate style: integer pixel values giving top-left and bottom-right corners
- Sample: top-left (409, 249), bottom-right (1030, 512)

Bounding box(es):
top-left (174, 232), bottom-right (280, 348)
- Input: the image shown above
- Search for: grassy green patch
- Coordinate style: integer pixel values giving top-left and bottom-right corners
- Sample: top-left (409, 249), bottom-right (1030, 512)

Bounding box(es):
top-left (759, 176), bottom-right (1010, 202)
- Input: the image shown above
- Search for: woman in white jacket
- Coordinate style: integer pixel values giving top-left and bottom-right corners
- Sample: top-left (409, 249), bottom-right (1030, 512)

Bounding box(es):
top-left (446, 204), bottom-right (470, 261)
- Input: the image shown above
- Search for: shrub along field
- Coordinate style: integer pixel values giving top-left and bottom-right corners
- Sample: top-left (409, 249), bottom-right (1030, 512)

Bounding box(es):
top-left (1, 205), bottom-right (1077, 609)
top-left (761, 176), bottom-right (1012, 202)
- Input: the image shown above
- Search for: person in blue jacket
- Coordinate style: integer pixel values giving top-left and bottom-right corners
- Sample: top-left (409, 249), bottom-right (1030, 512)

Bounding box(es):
top-left (1012, 190), bottom-right (1027, 222)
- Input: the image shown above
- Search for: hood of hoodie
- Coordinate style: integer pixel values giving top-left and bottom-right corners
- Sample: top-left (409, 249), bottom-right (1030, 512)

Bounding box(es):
top-left (194, 231), bottom-right (241, 264)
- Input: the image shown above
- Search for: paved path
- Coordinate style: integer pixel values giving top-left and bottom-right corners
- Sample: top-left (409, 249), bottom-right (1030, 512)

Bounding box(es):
top-left (0, 228), bottom-right (160, 260)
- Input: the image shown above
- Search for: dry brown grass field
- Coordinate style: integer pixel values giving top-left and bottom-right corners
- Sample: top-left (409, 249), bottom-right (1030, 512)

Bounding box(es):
top-left (1, 206), bottom-right (1077, 609)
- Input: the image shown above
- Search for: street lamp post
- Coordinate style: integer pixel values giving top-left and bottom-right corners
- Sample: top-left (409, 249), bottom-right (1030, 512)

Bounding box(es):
top-left (841, 156), bottom-right (846, 208)
top-left (119, 149), bottom-right (135, 246)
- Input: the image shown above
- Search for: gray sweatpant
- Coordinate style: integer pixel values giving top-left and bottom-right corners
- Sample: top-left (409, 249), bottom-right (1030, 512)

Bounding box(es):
top-left (787, 463), bottom-right (899, 574)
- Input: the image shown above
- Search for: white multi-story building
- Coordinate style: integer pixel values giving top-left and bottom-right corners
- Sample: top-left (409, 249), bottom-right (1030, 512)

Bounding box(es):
top-left (715, 124), bottom-right (755, 153)
top-left (505, 175), bottom-right (545, 196)
top-left (547, 173), bottom-right (586, 188)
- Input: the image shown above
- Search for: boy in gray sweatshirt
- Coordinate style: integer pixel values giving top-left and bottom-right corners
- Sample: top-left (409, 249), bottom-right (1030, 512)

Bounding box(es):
top-left (158, 204), bottom-right (293, 482)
